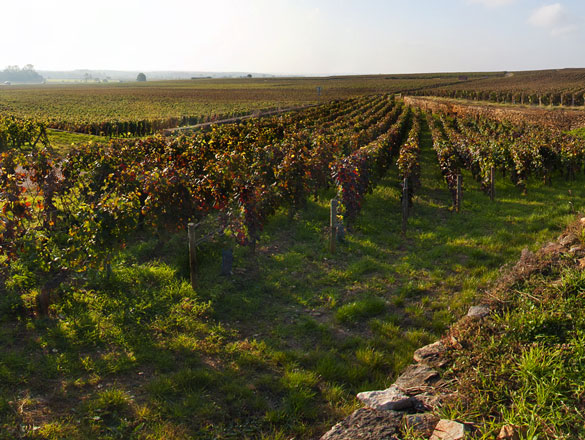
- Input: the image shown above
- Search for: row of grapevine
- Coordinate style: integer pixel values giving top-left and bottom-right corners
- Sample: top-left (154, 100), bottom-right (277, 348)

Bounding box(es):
top-left (411, 89), bottom-right (585, 107)
top-left (1, 96), bottom-right (406, 305)
top-left (0, 116), bottom-right (48, 152)
top-left (420, 105), bottom-right (585, 196)
top-left (396, 109), bottom-right (421, 207)
top-left (332, 104), bottom-right (410, 224)
top-left (426, 113), bottom-right (459, 205)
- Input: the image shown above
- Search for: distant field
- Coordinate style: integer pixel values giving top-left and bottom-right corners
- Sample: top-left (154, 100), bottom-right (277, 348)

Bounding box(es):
top-left (405, 96), bottom-right (585, 131)
top-left (0, 73), bottom-right (498, 136)
top-left (416, 68), bottom-right (585, 106)
top-left (7, 69), bottom-right (585, 136)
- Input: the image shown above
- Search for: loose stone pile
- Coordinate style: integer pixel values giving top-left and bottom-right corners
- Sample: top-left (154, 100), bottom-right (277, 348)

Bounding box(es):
top-left (320, 308), bottom-right (480, 440)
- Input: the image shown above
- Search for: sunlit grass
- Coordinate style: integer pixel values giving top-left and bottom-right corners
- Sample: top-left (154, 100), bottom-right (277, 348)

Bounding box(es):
top-left (46, 129), bottom-right (108, 154)
top-left (441, 258), bottom-right (585, 439)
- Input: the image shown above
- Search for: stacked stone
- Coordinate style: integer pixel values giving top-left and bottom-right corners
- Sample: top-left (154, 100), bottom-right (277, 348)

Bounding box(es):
top-left (322, 219), bottom-right (585, 439)
top-left (321, 305), bottom-right (491, 440)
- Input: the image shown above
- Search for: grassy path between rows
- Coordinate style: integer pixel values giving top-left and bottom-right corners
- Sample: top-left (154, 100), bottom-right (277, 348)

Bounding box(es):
top-left (2, 121), bottom-right (585, 439)
top-left (45, 129), bottom-right (109, 154)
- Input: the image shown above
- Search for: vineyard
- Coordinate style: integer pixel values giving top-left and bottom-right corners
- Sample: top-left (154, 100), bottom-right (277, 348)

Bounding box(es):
top-left (2, 94), bottom-right (585, 439)
top-left (4, 70), bottom-right (585, 141)
top-left (0, 95), bottom-right (411, 281)
top-left (415, 68), bottom-right (585, 108)
top-left (425, 105), bottom-right (585, 195)
top-left (0, 74), bottom-right (491, 138)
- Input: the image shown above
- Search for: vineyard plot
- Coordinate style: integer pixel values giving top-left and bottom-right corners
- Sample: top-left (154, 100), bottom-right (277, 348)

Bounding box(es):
top-left (1, 95), bottom-right (410, 287)
top-left (2, 98), bottom-right (585, 439)
top-left (413, 68), bottom-right (585, 108)
top-left (418, 104), bottom-right (585, 201)
top-left (0, 74), bottom-right (472, 137)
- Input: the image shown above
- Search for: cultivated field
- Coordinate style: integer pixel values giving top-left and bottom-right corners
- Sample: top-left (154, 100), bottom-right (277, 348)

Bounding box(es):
top-left (0, 74), bottom-right (496, 137)
top-left (2, 74), bottom-right (585, 439)
top-left (416, 68), bottom-right (585, 107)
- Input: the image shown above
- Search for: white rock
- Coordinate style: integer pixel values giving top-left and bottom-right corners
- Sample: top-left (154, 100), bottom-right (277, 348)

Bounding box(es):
top-left (356, 385), bottom-right (414, 411)
top-left (430, 419), bottom-right (466, 440)
top-left (467, 305), bottom-right (490, 319)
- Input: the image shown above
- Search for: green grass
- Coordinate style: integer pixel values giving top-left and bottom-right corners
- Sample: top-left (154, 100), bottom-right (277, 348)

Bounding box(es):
top-left (2, 120), bottom-right (585, 438)
top-left (439, 233), bottom-right (585, 439)
top-left (335, 297), bottom-right (386, 325)
top-left (46, 129), bottom-right (109, 154)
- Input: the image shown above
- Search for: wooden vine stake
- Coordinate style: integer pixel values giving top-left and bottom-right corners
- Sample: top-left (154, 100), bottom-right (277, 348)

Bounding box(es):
top-left (330, 199), bottom-right (338, 253)
top-left (490, 167), bottom-right (495, 202)
top-left (456, 175), bottom-right (462, 213)
top-left (188, 222), bottom-right (197, 289)
top-left (402, 178), bottom-right (409, 234)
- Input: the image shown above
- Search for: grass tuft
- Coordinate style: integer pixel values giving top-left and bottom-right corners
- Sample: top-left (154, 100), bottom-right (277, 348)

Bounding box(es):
top-left (335, 297), bottom-right (387, 325)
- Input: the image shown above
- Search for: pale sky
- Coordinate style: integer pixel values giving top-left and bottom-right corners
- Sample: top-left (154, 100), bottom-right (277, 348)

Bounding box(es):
top-left (2, 0), bottom-right (584, 75)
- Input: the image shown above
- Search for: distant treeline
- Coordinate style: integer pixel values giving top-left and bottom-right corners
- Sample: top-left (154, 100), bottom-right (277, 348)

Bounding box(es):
top-left (0, 65), bottom-right (44, 84)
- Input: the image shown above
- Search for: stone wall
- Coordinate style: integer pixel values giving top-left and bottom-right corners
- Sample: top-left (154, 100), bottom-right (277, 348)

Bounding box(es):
top-left (320, 221), bottom-right (585, 440)
top-left (320, 306), bottom-right (483, 440)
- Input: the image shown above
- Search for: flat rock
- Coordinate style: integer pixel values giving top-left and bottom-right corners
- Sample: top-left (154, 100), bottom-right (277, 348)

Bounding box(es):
top-left (542, 242), bottom-right (563, 255)
top-left (412, 391), bottom-right (453, 411)
top-left (414, 340), bottom-right (447, 367)
top-left (394, 364), bottom-right (440, 393)
top-left (320, 408), bottom-right (402, 440)
top-left (430, 419), bottom-right (467, 440)
top-left (403, 413), bottom-right (439, 438)
top-left (357, 385), bottom-right (414, 411)
top-left (496, 424), bottom-right (526, 440)
top-left (559, 233), bottom-right (579, 247)
top-left (467, 305), bottom-right (490, 319)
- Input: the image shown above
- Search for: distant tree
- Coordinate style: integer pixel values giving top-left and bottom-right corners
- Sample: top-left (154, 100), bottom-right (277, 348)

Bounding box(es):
top-left (137, 72), bottom-right (147, 82)
top-left (246, 74), bottom-right (252, 78)
top-left (0, 65), bottom-right (44, 83)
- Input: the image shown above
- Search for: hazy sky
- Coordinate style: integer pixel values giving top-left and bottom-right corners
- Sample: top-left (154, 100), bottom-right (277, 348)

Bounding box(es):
top-left (2, 0), bottom-right (585, 74)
